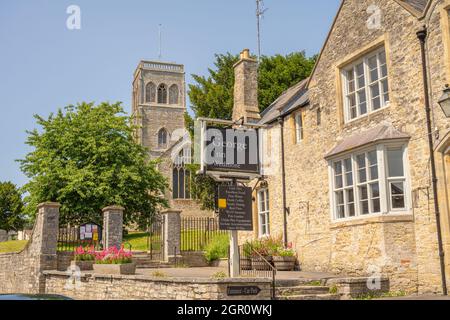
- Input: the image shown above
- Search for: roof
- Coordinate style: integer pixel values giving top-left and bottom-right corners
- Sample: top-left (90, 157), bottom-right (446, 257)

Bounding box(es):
top-left (402, 0), bottom-right (428, 13)
top-left (325, 125), bottom-right (411, 159)
top-left (259, 78), bottom-right (309, 125)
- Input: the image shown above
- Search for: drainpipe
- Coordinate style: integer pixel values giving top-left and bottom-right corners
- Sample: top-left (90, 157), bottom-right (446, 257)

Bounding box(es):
top-left (417, 26), bottom-right (448, 296)
top-left (277, 116), bottom-right (288, 247)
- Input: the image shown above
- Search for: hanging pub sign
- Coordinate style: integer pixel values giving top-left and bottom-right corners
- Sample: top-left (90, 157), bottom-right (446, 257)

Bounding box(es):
top-left (80, 223), bottom-right (102, 241)
top-left (204, 127), bottom-right (260, 175)
top-left (218, 185), bottom-right (253, 231)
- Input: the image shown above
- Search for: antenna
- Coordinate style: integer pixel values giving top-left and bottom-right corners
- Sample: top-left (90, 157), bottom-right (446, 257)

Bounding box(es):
top-left (158, 24), bottom-right (162, 60)
top-left (256, 0), bottom-right (268, 63)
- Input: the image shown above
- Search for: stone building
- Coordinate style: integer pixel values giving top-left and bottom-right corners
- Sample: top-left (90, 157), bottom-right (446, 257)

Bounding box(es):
top-left (132, 60), bottom-right (212, 217)
top-left (236, 0), bottom-right (450, 294)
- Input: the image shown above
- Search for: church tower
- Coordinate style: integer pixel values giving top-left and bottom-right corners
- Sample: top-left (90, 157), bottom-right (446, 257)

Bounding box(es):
top-left (132, 61), bottom-right (186, 159)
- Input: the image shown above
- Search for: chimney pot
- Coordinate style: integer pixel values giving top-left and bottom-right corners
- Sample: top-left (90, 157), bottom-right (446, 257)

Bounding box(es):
top-left (241, 49), bottom-right (250, 59)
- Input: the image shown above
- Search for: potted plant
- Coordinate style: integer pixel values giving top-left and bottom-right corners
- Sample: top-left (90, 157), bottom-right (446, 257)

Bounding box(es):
top-left (272, 243), bottom-right (297, 271)
top-left (250, 240), bottom-right (272, 271)
top-left (93, 245), bottom-right (136, 275)
top-left (72, 246), bottom-right (95, 271)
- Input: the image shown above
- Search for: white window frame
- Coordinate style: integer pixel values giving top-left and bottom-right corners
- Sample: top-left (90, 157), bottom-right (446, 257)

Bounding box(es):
top-left (295, 112), bottom-right (303, 143)
top-left (329, 142), bottom-right (410, 221)
top-left (342, 47), bottom-right (390, 123)
top-left (257, 188), bottom-right (270, 238)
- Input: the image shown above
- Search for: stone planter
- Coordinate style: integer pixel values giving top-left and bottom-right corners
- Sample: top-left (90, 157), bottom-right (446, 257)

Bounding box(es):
top-left (210, 258), bottom-right (229, 268)
top-left (251, 256), bottom-right (273, 271)
top-left (71, 260), bottom-right (94, 271)
top-left (272, 256), bottom-right (296, 271)
top-left (93, 262), bottom-right (136, 275)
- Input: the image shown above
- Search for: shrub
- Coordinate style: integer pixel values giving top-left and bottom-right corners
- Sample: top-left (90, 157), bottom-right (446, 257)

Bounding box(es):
top-left (204, 234), bottom-right (230, 263)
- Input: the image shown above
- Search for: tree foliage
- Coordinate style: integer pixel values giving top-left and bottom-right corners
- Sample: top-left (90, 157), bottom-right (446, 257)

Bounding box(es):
top-left (19, 102), bottom-right (168, 228)
top-left (0, 181), bottom-right (26, 232)
top-left (188, 51), bottom-right (316, 120)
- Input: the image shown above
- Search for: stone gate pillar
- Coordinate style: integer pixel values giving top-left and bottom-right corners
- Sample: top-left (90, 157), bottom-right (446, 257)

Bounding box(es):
top-left (161, 210), bottom-right (181, 263)
top-left (102, 206), bottom-right (124, 249)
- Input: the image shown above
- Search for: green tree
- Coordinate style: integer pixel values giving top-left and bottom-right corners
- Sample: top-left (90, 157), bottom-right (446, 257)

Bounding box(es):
top-left (187, 51), bottom-right (316, 210)
top-left (19, 102), bottom-right (168, 228)
top-left (0, 181), bottom-right (26, 232)
top-left (188, 51), bottom-right (316, 120)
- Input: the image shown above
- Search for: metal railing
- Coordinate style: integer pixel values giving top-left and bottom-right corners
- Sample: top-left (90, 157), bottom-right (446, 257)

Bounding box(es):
top-left (238, 245), bottom-right (277, 300)
top-left (57, 227), bottom-right (102, 252)
top-left (181, 217), bottom-right (227, 252)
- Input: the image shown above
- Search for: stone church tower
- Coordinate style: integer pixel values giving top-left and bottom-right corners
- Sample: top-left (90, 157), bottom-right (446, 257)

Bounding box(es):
top-left (132, 60), bottom-right (212, 218)
top-left (132, 61), bottom-right (186, 160)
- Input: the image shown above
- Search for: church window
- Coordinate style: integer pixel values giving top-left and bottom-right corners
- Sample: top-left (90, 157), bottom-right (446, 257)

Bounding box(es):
top-left (158, 128), bottom-right (168, 148)
top-left (158, 84), bottom-right (168, 104)
top-left (173, 148), bottom-right (191, 199)
top-left (169, 84), bottom-right (179, 105)
top-left (145, 82), bottom-right (156, 103)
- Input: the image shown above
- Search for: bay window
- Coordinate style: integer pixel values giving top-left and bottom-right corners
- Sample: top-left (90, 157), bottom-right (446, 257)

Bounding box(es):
top-left (330, 144), bottom-right (409, 220)
top-left (342, 47), bottom-right (390, 122)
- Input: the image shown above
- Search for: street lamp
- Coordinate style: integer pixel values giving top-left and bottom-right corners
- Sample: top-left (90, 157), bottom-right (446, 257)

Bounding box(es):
top-left (438, 85), bottom-right (450, 118)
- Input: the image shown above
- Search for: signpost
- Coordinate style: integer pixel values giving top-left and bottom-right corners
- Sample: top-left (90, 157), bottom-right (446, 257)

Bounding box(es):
top-left (197, 117), bottom-right (264, 278)
top-left (227, 286), bottom-right (261, 296)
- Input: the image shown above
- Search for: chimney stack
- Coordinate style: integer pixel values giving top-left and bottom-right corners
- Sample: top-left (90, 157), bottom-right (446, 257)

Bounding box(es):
top-left (232, 49), bottom-right (261, 124)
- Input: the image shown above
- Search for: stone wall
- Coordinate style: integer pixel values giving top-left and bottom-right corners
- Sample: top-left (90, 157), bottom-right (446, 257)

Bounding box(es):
top-left (0, 230), bottom-right (7, 242)
top-left (43, 271), bottom-right (272, 300)
top-left (0, 203), bottom-right (60, 294)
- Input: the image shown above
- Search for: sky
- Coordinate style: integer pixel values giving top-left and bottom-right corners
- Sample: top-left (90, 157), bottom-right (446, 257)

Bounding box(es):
top-left (0, 0), bottom-right (341, 187)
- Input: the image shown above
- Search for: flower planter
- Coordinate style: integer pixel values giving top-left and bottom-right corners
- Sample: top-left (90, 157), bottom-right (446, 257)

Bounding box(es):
top-left (272, 256), bottom-right (296, 271)
top-left (71, 260), bottom-right (94, 271)
top-left (93, 262), bottom-right (136, 275)
top-left (210, 258), bottom-right (229, 268)
top-left (251, 256), bottom-right (273, 271)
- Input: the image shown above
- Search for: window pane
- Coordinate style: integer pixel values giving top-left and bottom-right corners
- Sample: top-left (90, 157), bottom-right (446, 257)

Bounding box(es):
top-left (179, 169), bottom-right (185, 199)
top-left (359, 186), bottom-right (369, 214)
top-left (387, 148), bottom-right (404, 177)
top-left (358, 90), bottom-right (367, 115)
top-left (371, 84), bottom-right (381, 110)
top-left (344, 158), bottom-right (353, 186)
top-left (391, 182), bottom-right (405, 209)
top-left (172, 169), bottom-right (179, 199)
top-left (347, 189), bottom-right (355, 217)
top-left (336, 191), bottom-right (345, 218)
top-left (370, 183), bottom-right (380, 198)
top-left (368, 151), bottom-right (378, 180)
top-left (357, 153), bottom-right (367, 183)
top-left (369, 55), bottom-right (378, 83)
top-left (379, 51), bottom-right (387, 77)
top-left (372, 199), bottom-right (381, 213)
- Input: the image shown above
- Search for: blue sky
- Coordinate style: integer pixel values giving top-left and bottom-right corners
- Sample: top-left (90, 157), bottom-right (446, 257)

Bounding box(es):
top-left (0, 0), bottom-right (341, 187)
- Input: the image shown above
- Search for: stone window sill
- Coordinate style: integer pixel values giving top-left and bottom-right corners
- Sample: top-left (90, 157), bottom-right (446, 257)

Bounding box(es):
top-left (330, 213), bottom-right (414, 229)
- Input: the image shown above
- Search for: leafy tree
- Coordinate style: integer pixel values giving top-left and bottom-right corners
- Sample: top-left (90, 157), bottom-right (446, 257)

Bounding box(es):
top-left (19, 102), bottom-right (168, 228)
top-left (189, 51), bottom-right (316, 120)
top-left (187, 51), bottom-right (316, 210)
top-left (0, 181), bottom-right (26, 232)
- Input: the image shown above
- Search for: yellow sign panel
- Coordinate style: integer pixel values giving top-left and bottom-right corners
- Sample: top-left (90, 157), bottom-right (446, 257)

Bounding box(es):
top-left (218, 199), bottom-right (227, 209)
top-left (93, 233), bottom-right (98, 241)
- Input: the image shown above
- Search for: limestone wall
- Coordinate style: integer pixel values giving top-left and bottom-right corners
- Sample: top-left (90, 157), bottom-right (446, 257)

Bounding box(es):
top-left (43, 271), bottom-right (272, 300)
top-left (0, 203), bottom-right (60, 294)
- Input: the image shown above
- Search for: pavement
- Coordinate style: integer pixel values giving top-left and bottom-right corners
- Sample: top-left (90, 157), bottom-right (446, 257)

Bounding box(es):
top-left (136, 266), bottom-right (339, 281)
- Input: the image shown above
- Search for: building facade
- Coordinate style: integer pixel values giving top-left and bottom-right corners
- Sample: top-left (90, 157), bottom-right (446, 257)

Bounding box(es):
top-left (237, 0), bottom-right (450, 294)
top-left (132, 61), bottom-right (212, 217)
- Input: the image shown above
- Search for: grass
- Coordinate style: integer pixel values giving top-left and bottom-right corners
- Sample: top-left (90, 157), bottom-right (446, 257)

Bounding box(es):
top-left (123, 230), bottom-right (227, 252)
top-left (353, 291), bottom-right (407, 300)
top-left (0, 240), bottom-right (28, 253)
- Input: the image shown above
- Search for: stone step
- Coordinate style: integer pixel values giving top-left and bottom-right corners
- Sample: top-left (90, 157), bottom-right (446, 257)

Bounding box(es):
top-left (276, 286), bottom-right (330, 296)
top-left (137, 264), bottom-right (174, 269)
top-left (275, 279), bottom-right (326, 287)
top-left (277, 294), bottom-right (341, 301)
